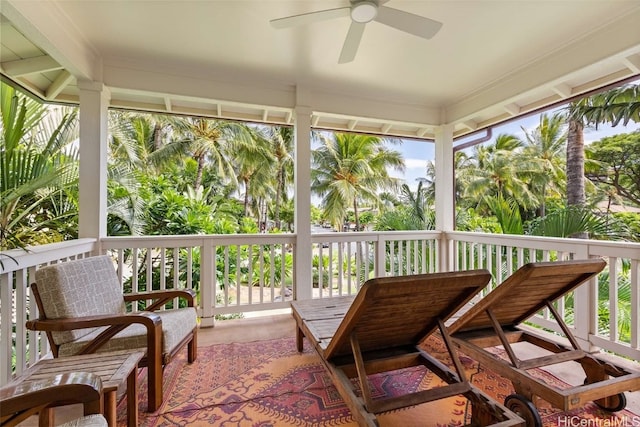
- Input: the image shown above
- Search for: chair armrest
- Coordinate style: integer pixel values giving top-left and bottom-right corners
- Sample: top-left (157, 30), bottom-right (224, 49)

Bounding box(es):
top-left (25, 311), bottom-right (162, 332)
top-left (124, 288), bottom-right (196, 309)
top-left (26, 312), bottom-right (163, 356)
top-left (0, 372), bottom-right (103, 422)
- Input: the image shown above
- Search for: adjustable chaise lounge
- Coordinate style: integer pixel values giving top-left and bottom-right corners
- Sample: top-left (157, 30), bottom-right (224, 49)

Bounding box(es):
top-left (448, 259), bottom-right (640, 427)
top-left (291, 270), bottom-right (524, 427)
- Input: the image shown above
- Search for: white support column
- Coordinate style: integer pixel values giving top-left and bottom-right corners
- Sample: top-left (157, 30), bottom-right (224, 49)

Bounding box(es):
top-left (294, 105), bottom-right (313, 300)
top-left (78, 80), bottom-right (110, 246)
top-left (199, 241), bottom-right (216, 328)
top-left (434, 124), bottom-right (455, 272)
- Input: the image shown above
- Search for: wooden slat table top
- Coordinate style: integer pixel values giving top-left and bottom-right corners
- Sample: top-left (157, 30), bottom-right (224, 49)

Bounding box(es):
top-left (9, 350), bottom-right (144, 393)
top-left (292, 296), bottom-right (354, 321)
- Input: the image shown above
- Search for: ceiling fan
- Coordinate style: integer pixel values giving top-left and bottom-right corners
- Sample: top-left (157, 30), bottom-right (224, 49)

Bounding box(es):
top-left (270, 0), bottom-right (442, 64)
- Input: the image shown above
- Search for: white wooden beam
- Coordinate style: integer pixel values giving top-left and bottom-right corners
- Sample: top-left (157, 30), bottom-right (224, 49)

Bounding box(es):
top-left (552, 83), bottom-right (573, 98)
top-left (262, 109), bottom-right (268, 122)
top-left (216, 104), bottom-right (222, 116)
top-left (311, 115), bottom-right (320, 127)
top-left (381, 123), bottom-right (392, 133)
top-left (1, 55), bottom-right (62, 76)
top-left (164, 97), bottom-right (172, 112)
top-left (347, 119), bottom-right (357, 130)
top-left (417, 127), bottom-right (430, 137)
top-left (461, 120), bottom-right (478, 131)
top-left (623, 54), bottom-right (640, 73)
top-left (285, 111), bottom-right (293, 124)
top-left (504, 103), bottom-right (521, 116)
top-left (45, 70), bottom-right (73, 99)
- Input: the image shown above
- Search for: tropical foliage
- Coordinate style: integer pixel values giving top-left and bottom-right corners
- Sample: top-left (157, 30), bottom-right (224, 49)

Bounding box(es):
top-left (0, 84), bottom-right (79, 251)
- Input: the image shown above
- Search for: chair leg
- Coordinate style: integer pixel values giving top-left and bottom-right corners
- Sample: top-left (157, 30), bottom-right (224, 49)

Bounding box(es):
top-left (188, 331), bottom-right (197, 363)
top-left (147, 361), bottom-right (163, 412)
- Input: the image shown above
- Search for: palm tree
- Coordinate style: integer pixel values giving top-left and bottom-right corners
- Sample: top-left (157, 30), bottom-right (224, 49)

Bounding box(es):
top-left (521, 113), bottom-right (567, 217)
top-left (375, 182), bottom-right (434, 231)
top-left (164, 117), bottom-right (256, 189)
top-left (311, 132), bottom-right (404, 231)
top-left (107, 111), bottom-right (183, 235)
top-left (234, 134), bottom-right (275, 219)
top-left (462, 134), bottom-right (537, 212)
top-left (267, 126), bottom-right (294, 230)
top-left (1, 83), bottom-right (79, 250)
top-left (109, 111), bottom-right (180, 173)
top-left (568, 84), bottom-right (640, 129)
top-left (564, 83), bottom-right (640, 224)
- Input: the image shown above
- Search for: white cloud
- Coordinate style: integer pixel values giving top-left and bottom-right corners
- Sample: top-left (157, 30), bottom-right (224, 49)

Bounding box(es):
top-left (404, 158), bottom-right (427, 169)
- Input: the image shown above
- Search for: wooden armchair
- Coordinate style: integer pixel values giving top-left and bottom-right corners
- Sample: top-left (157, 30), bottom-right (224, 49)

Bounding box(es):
top-left (0, 372), bottom-right (106, 427)
top-left (25, 255), bottom-right (198, 412)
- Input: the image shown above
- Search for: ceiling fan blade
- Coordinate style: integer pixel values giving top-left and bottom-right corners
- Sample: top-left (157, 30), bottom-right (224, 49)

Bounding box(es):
top-left (375, 6), bottom-right (442, 39)
top-left (338, 22), bottom-right (366, 64)
top-left (270, 7), bottom-right (350, 29)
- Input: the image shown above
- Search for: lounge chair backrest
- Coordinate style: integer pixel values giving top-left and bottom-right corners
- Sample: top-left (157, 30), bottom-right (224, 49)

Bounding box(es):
top-left (325, 269), bottom-right (492, 359)
top-left (448, 259), bottom-right (607, 334)
top-left (33, 256), bottom-right (127, 345)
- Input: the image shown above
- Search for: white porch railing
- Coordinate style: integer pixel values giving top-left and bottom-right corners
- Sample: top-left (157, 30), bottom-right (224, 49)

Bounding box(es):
top-left (1, 231), bottom-right (638, 387)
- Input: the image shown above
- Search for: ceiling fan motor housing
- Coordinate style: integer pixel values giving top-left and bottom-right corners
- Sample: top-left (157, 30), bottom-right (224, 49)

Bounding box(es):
top-left (351, 1), bottom-right (378, 23)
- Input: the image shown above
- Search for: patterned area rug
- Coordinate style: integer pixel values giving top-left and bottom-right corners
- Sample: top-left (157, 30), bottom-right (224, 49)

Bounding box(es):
top-left (117, 336), bottom-right (639, 426)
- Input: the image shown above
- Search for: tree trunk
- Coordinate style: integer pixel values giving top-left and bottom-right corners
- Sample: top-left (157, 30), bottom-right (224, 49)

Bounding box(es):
top-left (566, 118), bottom-right (587, 238)
top-left (243, 178), bottom-right (250, 217)
top-left (153, 123), bottom-right (163, 150)
top-left (274, 167), bottom-right (283, 229)
top-left (566, 119), bottom-right (585, 206)
top-left (195, 154), bottom-right (205, 189)
top-left (353, 199), bottom-right (360, 231)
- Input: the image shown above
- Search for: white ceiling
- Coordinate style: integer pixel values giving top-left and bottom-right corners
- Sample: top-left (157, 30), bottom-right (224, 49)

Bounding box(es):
top-left (1, 0), bottom-right (640, 139)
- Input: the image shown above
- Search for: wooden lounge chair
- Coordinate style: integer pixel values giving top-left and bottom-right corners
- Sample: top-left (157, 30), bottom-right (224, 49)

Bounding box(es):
top-left (448, 259), bottom-right (640, 427)
top-left (291, 270), bottom-right (525, 427)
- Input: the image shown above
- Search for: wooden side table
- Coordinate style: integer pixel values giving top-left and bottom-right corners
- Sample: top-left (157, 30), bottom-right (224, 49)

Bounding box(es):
top-left (9, 350), bottom-right (144, 427)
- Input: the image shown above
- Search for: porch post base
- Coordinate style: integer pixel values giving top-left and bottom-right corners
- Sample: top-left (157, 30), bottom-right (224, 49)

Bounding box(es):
top-left (199, 316), bottom-right (215, 328)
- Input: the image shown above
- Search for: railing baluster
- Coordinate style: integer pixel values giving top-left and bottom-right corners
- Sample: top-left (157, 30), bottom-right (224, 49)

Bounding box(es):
top-left (160, 249), bottom-right (166, 292)
top-left (328, 243), bottom-right (334, 296)
top-left (631, 259), bottom-right (639, 350)
top-left (237, 245), bottom-right (242, 307)
top-left (248, 245), bottom-right (253, 305)
top-left (132, 247), bottom-right (140, 300)
top-left (15, 269), bottom-right (27, 376)
top-left (224, 246), bottom-right (230, 307)
top-left (173, 247), bottom-right (179, 308)
top-left (609, 257), bottom-right (619, 342)
top-left (259, 244), bottom-right (265, 303)
top-left (187, 247), bottom-right (193, 290)
top-left (1, 271), bottom-right (12, 383)
top-left (270, 245), bottom-right (276, 302)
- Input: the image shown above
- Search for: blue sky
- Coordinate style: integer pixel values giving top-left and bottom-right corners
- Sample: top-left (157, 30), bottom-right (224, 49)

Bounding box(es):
top-left (391, 114), bottom-right (640, 191)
